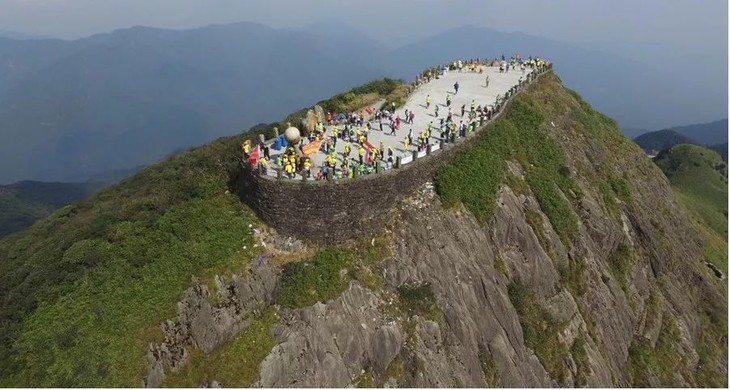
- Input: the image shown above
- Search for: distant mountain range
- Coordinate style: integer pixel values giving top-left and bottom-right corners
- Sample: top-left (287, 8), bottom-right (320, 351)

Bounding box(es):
top-left (633, 119), bottom-right (728, 158)
top-left (0, 29), bottom-right (52, 40)
top-left (0, 22), bottom-right (384, 183)
top-left (0, 22), bottom-right (726, 184)
top-left (0, 180), bottom-right (103, 238)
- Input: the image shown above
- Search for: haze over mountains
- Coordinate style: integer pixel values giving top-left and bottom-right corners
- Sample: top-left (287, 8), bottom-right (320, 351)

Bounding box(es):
top-left (0, 22), bottom-right (726, 184)
top-left (633, 119), bottom-right (728, 157)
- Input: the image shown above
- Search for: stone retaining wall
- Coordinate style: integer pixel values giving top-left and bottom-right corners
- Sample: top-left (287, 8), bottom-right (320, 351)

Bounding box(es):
top-left (233, 67), bottom-right (552, 244)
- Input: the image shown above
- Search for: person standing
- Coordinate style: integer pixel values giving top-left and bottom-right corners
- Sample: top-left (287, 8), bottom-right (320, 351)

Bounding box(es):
top-left (426, 94), bottom-right (431, 108)
top-left (453, 81), bottom-right (459, 94)
top-left (358, 144), bottom-right (365, 165)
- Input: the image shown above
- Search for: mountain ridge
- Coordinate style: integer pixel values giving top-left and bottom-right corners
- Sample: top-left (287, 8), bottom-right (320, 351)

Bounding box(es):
top-left (632, 119), bottom-right (728, 156)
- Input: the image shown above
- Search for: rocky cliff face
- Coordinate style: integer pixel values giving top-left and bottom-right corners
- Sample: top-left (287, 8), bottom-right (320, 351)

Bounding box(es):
top-left (147, 74), bottom-right (727, 387)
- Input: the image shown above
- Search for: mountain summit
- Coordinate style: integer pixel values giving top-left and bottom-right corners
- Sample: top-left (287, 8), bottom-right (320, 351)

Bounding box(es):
top-left (0, 68), bottom-right (725, 387)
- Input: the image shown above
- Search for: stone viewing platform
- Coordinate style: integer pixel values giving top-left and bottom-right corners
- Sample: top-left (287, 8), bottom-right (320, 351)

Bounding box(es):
top-left (235, 57), bottom-right (552, 244)
top-left (243, 58), bottom-right (550, 182)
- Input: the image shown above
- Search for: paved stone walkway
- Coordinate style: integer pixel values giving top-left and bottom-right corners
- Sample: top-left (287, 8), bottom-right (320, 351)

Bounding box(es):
top-left (264, 65), bottom-right (532, 180)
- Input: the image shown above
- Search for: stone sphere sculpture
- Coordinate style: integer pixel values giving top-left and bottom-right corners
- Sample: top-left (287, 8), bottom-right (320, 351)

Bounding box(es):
top-left (284, 126), bottom-right (301, 144)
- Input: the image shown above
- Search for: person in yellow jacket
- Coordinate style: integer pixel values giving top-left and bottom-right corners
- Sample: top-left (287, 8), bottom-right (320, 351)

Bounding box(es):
top-left (358, 145), bottom-right (366, 165)
top-left (370, 147), bottom-right (378, 163)
top-left (242, 140), bottom-right (251, 157)
top-left (344, 142), bottom-right (351, 157)
top-left (303, 157), bottom-right (312, 178)
top-left (259, 156), bottom-right (268, 175)
top-left (425, 94), bottom-right (431, 108)
top-left (403, 136), bottom-right (409, 151)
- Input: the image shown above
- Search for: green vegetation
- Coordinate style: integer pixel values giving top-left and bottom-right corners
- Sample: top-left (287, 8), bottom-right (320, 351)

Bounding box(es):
top-left (276, 235), bottom-right (393, 309)
top-left (599, 175), bottom-right (632, 213)
top-left (560, 257), bottom-right (586, 297)
top-left (702, 222), bottom-right (728, 273)
top-left (571, 337), bottom-right (590, 387)
top-left (163, 309), bottom-right (278, 387)
top-left (643, 288), bottom-right (662, 333)
top-left (435, 98), bottom-right (580, 244)
top-left (479, 353), bottom-right (500, 387)
top-left (494, 255), bottom-right (508, 276)
top-left (507, 281), bottom-right (568, 382)
top-left (694, 298), bottom-right (728, 388)
top-left (276, 248), bottom-right (354, 308)
top-left (525, 211), bottom-right (553, 258)
top-left (354, 370), bottom-right (375, 388)
top-left (0, 135), bottom-right (260, 387)
top-left (397, 283), bottom-right (441, 322)
top-left (655, 144), bottom-right (727, 238)
top-left (380, 355), bottom-right (406, 387)
top-left (607, 243), bottom-right (636, 293)
top-left (626, 314), bottom-right (693, 387)
top-left (654, 144), bottom-right (728, 270)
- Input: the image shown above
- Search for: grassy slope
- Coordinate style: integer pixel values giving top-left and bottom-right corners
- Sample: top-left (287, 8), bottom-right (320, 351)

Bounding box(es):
top-left (0, 136), bottom-right (261, 386)
top-left (654, 144), bottom-right (728, 270)
top-left (0, 78), bottom-right (407, 387)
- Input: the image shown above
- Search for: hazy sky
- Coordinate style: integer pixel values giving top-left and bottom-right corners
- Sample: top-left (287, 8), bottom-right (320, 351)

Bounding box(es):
top-left (1, 0), bottom-right (727, 127)
top-left (1, 0), bottom-right (727, 52)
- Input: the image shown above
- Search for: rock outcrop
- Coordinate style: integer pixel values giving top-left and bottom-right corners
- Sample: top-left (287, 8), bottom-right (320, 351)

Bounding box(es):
top-left (144, 263), bottom-right (279, 387)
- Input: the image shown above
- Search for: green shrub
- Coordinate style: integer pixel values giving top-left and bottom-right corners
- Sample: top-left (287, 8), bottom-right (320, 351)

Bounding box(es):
top-left (607, 243), bottom-right (636, 293)
top-left (380, 355), bottom-right (405, 387)
top-left (479, 353), bottom-right (500, 386)
top-left (397, 283), bottom-right (441, 322)
top-left (507, 282), bottom-right (568, 382)
top-left (276, 248), bottom-right (354, 308)
top-left (627, 315), bottom-right (692, 387)
top-left (571, 337), bottom-right (590, 387)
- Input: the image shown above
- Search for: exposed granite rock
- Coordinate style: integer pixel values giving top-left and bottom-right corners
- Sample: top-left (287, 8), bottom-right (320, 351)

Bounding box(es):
top-left (256, 283), bottom-right (404, 387)
top-left (143, 262), bottom-right (279, 387)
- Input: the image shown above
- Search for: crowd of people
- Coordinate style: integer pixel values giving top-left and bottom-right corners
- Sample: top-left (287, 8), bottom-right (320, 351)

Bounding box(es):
top-left (243, 55), bottom-right (551, 181)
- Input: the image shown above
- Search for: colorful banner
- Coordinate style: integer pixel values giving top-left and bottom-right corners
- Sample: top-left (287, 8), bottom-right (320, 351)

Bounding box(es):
top-left (248, 145), bottom-right (260, 166)
top-left (301, 140), bottom-right (321, 156)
